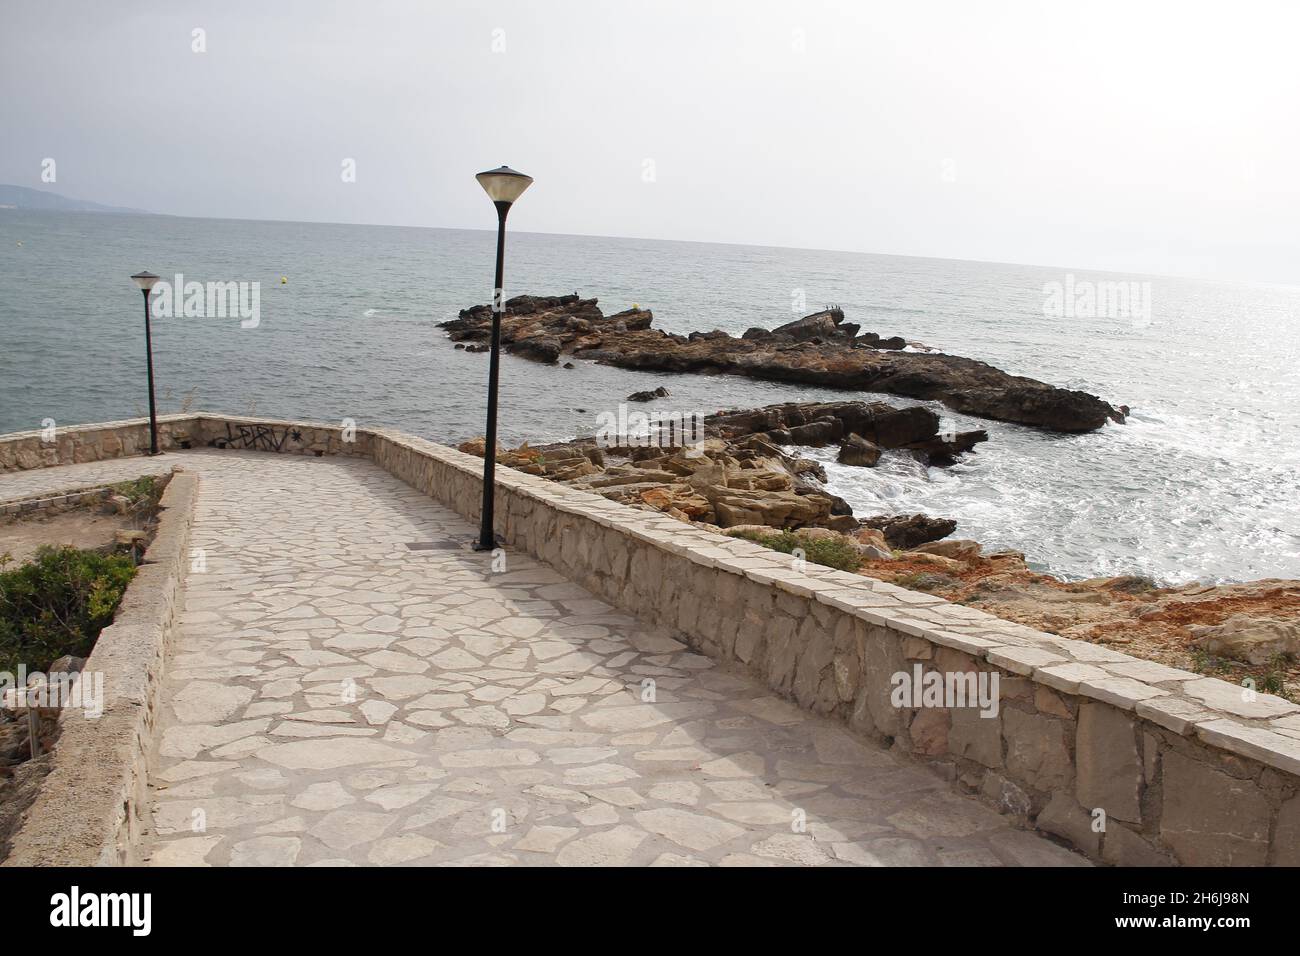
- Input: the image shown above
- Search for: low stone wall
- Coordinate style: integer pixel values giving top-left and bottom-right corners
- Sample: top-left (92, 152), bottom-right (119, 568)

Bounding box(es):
top-left (369, 428), bottom-right (1300, 866)
top-left (0, 413), bottom-right (370, 472)
top-left (0, 485), bottom-right (112, 517)
top-left (3, 471), bottom-right (198, 866)
top-left (3, 413), bottom-right (1296, 866)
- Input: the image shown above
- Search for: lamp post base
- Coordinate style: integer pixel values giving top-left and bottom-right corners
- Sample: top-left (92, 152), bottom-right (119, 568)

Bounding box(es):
top-left (471, 535), bottom-right (504, 552)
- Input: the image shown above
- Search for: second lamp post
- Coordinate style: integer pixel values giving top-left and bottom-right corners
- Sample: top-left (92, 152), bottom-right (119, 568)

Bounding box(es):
top-left (130, 270), bottom-right (162, 455)
top-left (473, 165), bottom-right (533, 552)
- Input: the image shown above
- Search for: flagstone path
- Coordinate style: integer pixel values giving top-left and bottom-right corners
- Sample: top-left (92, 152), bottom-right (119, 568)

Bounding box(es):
top-left (4, 449), bottom-right (1088, 866)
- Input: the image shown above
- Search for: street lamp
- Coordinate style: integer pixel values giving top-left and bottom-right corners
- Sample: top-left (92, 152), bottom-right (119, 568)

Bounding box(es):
top-left (472, 165), bottom-right (533, 552)
top-left (130, 271), bottom-right (162, 455)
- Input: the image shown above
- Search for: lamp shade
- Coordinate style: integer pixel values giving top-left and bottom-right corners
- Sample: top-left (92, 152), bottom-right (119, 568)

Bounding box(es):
top-left (131, 271), bottom-right (161, 291)
top-left (475, 166), bottom-right (533, 205)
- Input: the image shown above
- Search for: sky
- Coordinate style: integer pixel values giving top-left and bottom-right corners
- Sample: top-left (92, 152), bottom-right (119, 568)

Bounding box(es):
top-left (2, 0), bottom-right (1299, 285)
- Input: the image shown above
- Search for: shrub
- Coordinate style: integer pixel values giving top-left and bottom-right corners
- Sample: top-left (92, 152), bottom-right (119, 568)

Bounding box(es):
top-left (726, 528), bottom-right (862, 573)
top-left (109, 475), bottom-right (161, 507)
top-left (0, 546), bottom-right (137, 674)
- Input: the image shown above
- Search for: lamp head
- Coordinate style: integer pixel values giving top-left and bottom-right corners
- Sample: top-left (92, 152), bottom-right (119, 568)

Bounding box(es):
top-left (475, 166), bottom-right (533, 205)
top-left (131, 271), bottom-right (161, 291)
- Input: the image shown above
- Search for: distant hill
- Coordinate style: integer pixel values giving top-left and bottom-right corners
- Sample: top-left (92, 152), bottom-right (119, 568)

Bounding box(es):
top-left (0, 184), bottom-right (149, 215)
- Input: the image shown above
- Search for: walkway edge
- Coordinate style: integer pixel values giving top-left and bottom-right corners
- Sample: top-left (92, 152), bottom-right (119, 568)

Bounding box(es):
top-left (4, 470), bottom-right (196, 867)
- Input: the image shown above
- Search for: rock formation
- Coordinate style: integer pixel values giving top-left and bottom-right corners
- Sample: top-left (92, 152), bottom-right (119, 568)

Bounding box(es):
top-left (441, 294), bottom-right (1126, 432)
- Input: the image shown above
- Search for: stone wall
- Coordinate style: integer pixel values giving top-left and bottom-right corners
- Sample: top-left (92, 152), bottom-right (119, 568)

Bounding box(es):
top-left (0, 413), bottom-right (370, 472)
top-left (368, 428), bottom-right (1300, 866)
top-left (3, 471), bottom-right (197, 866)
top-left (3, 414), bottom-right (1296, 865)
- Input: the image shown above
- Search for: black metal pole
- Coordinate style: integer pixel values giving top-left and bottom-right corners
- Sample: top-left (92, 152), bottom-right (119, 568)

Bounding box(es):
top-left (142, 288), bottom-right (159, 455)
top-left (476, 200), bottom-right (511, 551)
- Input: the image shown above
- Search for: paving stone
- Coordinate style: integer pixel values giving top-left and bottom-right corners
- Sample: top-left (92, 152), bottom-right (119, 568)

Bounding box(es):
top-left (128, 448), bottom-right (1088, 868)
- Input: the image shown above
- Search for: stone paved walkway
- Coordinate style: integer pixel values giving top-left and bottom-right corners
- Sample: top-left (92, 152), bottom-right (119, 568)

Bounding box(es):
top-left (4, 449), bottom-right (1087, 866)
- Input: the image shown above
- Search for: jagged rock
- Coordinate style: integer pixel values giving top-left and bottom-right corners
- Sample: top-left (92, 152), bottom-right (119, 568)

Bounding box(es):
top-left (709, 489), bottom-right (832, 529)
top-left (1190, 616), bottom-right (1300, 666)
top-left (443, 297), bottom-right (1125, 432)
top-left (913, 539), bottom-right (982, 561)
top-left (838, 434), bottom-right (882, 467)
top-left (784, 418), bottom-right (844, 447)
top-left (901, 551), bottom-right (967, 573)
top-left (627, 386), bottom-right (669, 402)
top-left (863, 514), bottom-right (957, 550)
top-left (506, 334), bottom-right (562, 364)
top-left (770, 309), bottom-right (845, 342)
top-left (902, 429), bottom-right (989, 465)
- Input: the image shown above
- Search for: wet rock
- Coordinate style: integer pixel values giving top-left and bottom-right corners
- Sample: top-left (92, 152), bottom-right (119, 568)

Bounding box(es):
top-left (837, 433), bottom-right (881, 467)
top-left (627, 386), bottom-right (669, 402)
top-left (506, 334), bottom-right (562, 364)
top-left (863, 514), bottom-right (957, 550)
top-left (902, 429), bottom-right (989, 466)
top-left (785, 418), bottom-right (843, 447)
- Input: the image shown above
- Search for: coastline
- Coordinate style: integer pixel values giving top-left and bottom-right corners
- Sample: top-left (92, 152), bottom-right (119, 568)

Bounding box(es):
top-left (439, 292), bottom-right (1297, 700)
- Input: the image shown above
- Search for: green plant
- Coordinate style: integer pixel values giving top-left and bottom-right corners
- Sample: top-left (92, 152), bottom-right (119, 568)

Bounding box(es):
top-left (895, 572), bottom-right (925, 589)
top-left (109, 475), bottom-right (161, 506)
top-left (725, 528), bottom-right (862, 573)
top-left (801, 537), bottom-right (863, 572)
top-left (0, 546), bottom-right (137, 674)
top-left (1258, 670), bottom-right (1287, 698)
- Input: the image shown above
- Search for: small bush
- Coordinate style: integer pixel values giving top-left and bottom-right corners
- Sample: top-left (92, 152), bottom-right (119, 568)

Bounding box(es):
top-left (801, 538), bottom-right (863, 573)
top-left (0, 546), bottom-right (137, 674)
top-left (109, 475), bottom-right (161, 507)
top-left (726, 528), bottom-right (862, 573)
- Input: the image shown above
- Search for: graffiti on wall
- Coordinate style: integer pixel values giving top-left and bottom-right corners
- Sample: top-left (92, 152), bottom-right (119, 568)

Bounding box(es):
top-left (210, 423), bottom-right (305, 452)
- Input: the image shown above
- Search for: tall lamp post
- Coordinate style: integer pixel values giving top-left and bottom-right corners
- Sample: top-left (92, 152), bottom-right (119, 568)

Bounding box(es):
top-left (473, 166), bottom-right (533, 552)
top-left (130, 271), bottom-right (162, 455)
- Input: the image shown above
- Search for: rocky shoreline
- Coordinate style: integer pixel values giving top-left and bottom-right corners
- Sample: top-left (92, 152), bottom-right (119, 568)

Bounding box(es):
top-left (458, 398), bottom-right (1299, 699)
top-left (440, 293), bottom-right (1127, 432)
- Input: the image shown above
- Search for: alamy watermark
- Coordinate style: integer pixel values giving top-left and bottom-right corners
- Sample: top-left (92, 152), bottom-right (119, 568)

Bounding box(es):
top-left (1, 665), bottom-right (104, 718)
top-left (150, 273), bottom-right (260, 328)
top-left (594, 403), bottom-right (706, 448)
top-left (891, 664), bottom-right (1000, 718)
top-left (1043, 273), bottom-right (1151, 325)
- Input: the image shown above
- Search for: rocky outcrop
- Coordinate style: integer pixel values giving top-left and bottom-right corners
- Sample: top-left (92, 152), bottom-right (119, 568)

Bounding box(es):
top-left (441, 294), bottom-right (1126, 432)
top-left (456, 399), bottom-right (983, 533)
top-left (702, 401), bottom-right (987, 467)
top-left (459, 431), bottom-right (839, 530)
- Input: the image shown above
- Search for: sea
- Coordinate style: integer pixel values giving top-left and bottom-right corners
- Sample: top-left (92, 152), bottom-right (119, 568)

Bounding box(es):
top-left (2, 208), bottom-right (1297, 586)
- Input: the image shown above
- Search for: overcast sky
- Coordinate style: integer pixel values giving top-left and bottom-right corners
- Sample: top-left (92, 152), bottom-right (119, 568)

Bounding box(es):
top-left (3, 0), bottom-right (1298, 284)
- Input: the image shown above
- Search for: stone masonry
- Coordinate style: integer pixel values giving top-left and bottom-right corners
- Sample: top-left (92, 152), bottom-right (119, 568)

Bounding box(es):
top-left (1, 415), bottom-right (1297, 865)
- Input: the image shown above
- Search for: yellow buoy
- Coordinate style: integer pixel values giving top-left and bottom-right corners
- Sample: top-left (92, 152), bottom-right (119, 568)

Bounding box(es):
top-left (280, 276), bottom-right (287, 284)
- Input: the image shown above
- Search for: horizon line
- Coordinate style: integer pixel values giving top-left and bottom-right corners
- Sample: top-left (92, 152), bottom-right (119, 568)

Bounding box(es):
top-left (3, 188), bottom-right (1298, 292)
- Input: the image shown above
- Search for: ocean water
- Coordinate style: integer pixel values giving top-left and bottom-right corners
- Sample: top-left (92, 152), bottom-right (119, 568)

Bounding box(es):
top-left (1, 209), bottom-right (1297, 585)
